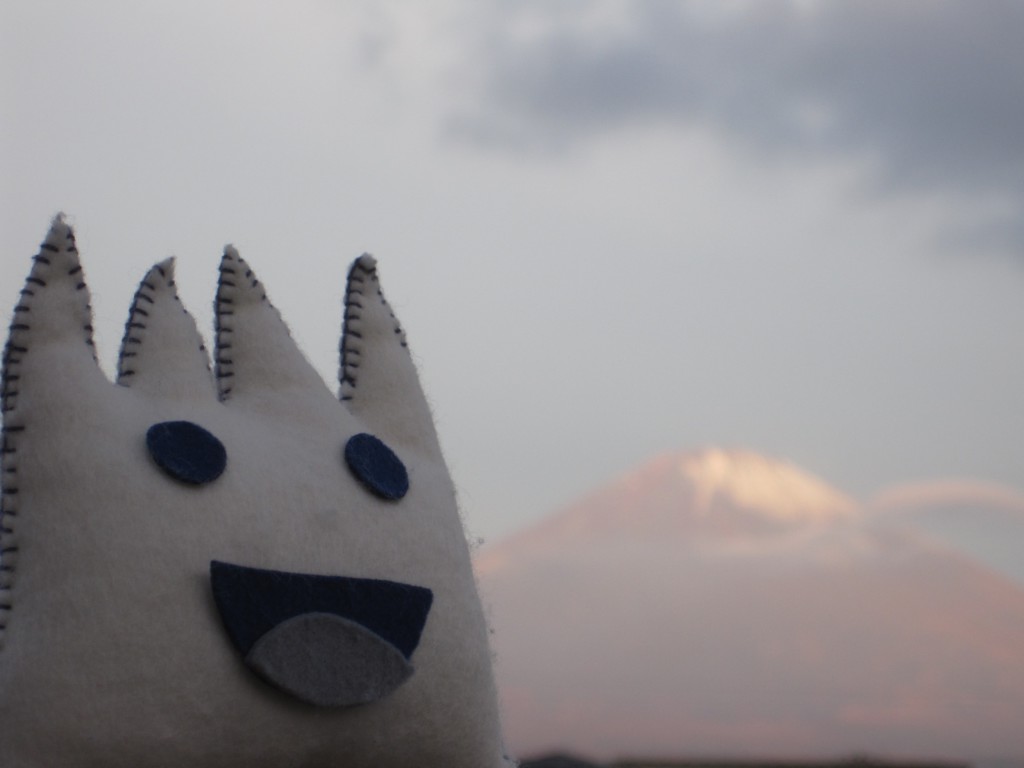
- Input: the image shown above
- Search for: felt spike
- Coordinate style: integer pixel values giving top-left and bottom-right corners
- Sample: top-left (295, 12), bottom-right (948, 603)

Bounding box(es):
top-left (5, 215), bottom-right (99, 365)
top-left (1, 216), bottom-right (104, 418)
top-left (339, 256), bottom-right (442, 456)
top-left (214, 246), bottom-right (336, 415)
top-left (115, 258), bottom-right (216, 400)
top-left (1, 216), bottom-right (106, 641)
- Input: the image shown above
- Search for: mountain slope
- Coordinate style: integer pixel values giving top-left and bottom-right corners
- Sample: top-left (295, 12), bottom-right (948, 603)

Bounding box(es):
top-left (868, 479), bottom-right (1024, 586)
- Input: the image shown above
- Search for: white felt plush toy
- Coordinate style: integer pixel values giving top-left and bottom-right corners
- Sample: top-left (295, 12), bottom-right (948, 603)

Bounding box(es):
top-left (0, 216), bottom-right (515, 768)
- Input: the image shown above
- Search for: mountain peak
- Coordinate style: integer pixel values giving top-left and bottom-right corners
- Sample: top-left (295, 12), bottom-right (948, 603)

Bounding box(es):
top-left (483, 449), bottom-right (858, 566)
top-left (669, 447), bottom-right (858, 523)
top-left (587, 448), bottom-right (857, 532)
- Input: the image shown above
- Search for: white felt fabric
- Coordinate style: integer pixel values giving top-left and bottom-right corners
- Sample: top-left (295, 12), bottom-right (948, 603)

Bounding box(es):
top-left (0, 216), bottom-right (515, 768)
top-left (116, 258), bottom-right (216, 401)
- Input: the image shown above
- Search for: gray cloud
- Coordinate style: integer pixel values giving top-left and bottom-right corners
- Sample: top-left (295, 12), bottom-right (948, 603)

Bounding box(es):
top-left (452, 1), bottom-right (1024, 220)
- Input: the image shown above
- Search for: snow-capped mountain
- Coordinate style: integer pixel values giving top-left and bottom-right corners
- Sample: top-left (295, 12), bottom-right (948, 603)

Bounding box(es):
top-left (477, 450), bottom-right (1024, 763)
top-left (478, 450), bottom-right (856, 573)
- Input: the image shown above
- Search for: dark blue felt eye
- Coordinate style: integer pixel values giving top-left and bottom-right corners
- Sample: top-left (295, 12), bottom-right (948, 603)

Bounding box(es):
top-left (146, 421), bottom-right (227, 485)
top-left (344, 433), bottom-right (408, 501)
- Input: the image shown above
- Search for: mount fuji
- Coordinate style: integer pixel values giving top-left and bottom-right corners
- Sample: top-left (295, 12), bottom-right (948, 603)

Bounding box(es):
top-left (476, 449), bottom-right (1024, 763)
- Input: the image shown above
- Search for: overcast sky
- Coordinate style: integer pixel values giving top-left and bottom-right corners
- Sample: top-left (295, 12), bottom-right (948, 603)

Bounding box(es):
top-left (3, 0), bottom-right (1023, 542)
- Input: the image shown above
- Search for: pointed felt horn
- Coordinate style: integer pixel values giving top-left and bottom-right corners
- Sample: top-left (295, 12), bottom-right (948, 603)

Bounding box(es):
top-left (1, 216), bottom-right (108, 601)
top-left (3, 216), bottom-right (106, 412)
top-left (6, 216), bottom-right (98, 360)
top-left (115, 258), bottom-right (216, 401)
top-left (214, 246), bottom-right (336, 419)
top-left (339, 256), bottom-right (442, 457)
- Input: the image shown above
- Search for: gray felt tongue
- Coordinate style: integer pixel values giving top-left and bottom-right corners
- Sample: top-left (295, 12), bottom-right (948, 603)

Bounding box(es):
top-left (245, 612), bottom-right (414, 707)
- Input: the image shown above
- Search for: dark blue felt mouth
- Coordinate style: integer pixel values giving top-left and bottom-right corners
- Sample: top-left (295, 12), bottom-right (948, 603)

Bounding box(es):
top-left (210, 560), bottom-right (433, 706)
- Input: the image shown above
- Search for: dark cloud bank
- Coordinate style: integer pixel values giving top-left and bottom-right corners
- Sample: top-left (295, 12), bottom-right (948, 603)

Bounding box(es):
top-left (454, 1), bottom-right (1024, 246)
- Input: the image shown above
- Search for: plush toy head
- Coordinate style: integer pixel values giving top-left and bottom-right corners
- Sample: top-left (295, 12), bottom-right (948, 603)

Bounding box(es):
top-left (0, 216), bottom-right (514, 768)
